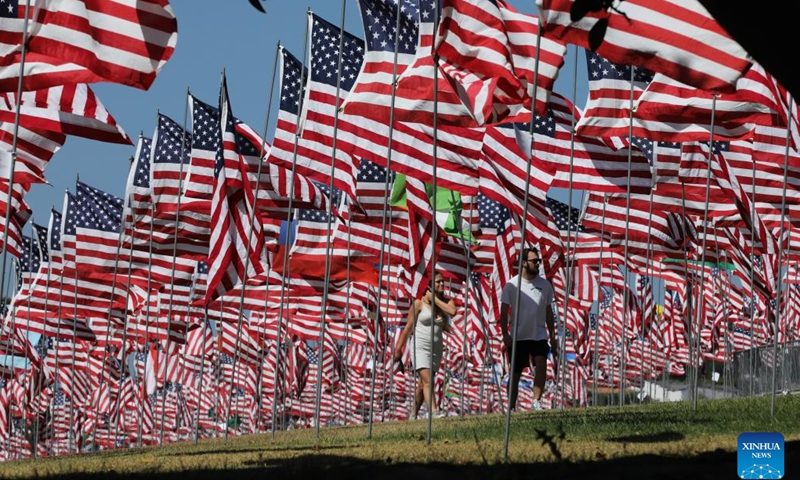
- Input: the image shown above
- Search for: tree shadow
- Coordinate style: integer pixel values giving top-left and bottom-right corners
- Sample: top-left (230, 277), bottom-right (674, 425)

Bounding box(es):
top-left (26, 441), bottom-right (800, 480)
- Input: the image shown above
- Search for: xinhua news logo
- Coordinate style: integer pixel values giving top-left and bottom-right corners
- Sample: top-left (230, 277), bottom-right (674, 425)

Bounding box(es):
top-left (738, 432), bottom-right (784, 479)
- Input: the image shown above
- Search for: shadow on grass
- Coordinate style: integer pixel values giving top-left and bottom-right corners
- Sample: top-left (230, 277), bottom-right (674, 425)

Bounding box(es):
top-left (606, 431), bottom-right (685, 443)
top-left (158, 444), bottom-right (361, 457)
top-left (26, 441), bottom-right (800, 480)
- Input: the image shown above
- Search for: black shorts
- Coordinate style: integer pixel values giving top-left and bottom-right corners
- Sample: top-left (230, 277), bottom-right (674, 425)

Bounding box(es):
top-left (508, 340), bottom-right (550, 373)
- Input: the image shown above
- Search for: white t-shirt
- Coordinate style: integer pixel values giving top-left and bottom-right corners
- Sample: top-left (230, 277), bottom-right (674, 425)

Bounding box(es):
top-left (500, 274), bottom-right (554, 341)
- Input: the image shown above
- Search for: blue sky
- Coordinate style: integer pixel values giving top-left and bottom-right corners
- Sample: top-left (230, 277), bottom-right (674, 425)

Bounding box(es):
top-left (23, 0), bottom-right (588, 227)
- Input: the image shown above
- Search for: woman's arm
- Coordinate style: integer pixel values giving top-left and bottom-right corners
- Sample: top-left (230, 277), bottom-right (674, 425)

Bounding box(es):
top-left (433, 296), bottom-right (457, 317)
top-left (393, 300), bottom-right (418, 360)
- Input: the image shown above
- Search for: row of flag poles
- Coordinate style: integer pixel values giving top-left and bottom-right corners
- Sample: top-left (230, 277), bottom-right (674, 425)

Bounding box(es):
top-left (0, 0), bottom-right (799, 461)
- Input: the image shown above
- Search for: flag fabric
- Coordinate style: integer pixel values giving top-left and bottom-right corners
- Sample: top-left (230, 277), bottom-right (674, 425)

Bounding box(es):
top-left (634, 68), bottom-right (779, 142)
top-left (205, 74), bottom-right (267, 304)
top-left (0, 119), bottom-right (65, 184)
top-left (0, 83), bottom-right (130, 144)
top-left (536, 0), bottom-right (752, 93)
top-left (434, 0), bottom-right (566, 125)
top-left (576, 50), bottom-right (653, 141)
top-left (28, 0), bottom-right (178, 90)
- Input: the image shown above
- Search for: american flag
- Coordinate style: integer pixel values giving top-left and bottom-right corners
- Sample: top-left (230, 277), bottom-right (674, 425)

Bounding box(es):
top-left (341, 0), bottom-right (486, 195)
top-left (537, 0), bottom-right (752, 93)
top-left (60, 189), bottom-right (130, 317)
top-left (680, 141), bottom-right (777, 256)
top-left (0, 83), bottom-right (131, 144)
top-left (186, 94), bottom-right (219, 202)
top-left (151, 113), bottom-right (192, 216)
top-left (0, 115), bottom-right (65, 184)
top-left (12, 233), bottom-right (39, 299)
top-left (27, 0), bottom-right (178, 90)
top-left (435, 0), bottom-right (566, 125)
top-left (0, 1), bottom-right (100, 92)
top-left (525, 92), bottom-right (654, 195)
top-left (292, 12), bottom-right (362, 202)
top-left (205, 75), bottom-right (267, 304)
top-left (635, 67), bottom-right (779, 142)
top-left (576, 50), bottom-right (653, 141)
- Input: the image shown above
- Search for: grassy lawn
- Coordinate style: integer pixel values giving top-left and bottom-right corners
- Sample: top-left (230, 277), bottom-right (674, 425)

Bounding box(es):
top-left (1, 394), bottom-right (798, 479)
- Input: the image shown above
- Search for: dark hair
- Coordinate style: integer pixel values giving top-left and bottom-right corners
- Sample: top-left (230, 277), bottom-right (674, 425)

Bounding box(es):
top-left (521, 247), bottom-right (540, 262)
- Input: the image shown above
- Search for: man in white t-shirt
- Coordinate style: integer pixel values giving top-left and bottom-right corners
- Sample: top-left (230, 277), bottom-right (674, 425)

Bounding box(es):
top-left (499, 247), bottom-right (556, 411)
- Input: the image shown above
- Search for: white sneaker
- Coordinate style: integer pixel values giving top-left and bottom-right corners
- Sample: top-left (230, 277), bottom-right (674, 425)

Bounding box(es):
top-left (408, 411), bottom-right (416, 421)
top-left (434, 411), bottom-right (447, 418)
top-left (532, 400), bottom-right (542, 411)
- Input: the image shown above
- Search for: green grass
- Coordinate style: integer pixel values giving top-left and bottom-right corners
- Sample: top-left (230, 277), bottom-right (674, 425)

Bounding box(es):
top-left (1, 394), bottom-right (798, 479)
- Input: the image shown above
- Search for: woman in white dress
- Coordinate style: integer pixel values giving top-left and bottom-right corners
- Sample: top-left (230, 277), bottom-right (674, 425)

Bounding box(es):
top-left (393, 271), bottom-right (457, 419)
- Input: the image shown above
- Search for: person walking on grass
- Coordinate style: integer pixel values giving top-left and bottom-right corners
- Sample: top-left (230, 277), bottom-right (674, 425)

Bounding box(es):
top-left (499, 247), bottom-right (557, 411)
top-left (394, 271), bottom-right (456, 419)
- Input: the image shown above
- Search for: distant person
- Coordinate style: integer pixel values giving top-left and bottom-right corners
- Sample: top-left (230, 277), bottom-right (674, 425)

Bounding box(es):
top-left (394, 271), bottom-right (456, 419)
top-left (499, 247), bottom-right (557, 411)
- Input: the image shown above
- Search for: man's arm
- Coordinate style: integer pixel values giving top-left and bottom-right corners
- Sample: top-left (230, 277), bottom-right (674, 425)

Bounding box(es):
top-left (499, 302), bottom-right (512, 349)
top-left (546, 303), bottom-right (557, 352)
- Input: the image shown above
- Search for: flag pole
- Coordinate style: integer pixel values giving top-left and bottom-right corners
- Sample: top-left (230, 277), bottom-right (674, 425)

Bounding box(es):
top-left (223, 36), bottom-right (277, 437)
top-left (113, 191), bottom-right (139, 444)
top-left (193, 305), bottom-right (209, 444)
top-left (617, 64), bottom-right (640, 408)
top-left (559, 44), bottom-right (581, 410)
top-left (88, 178), bottom-right (131, 446)
top-left (748, 156), bottom-right (757, 396)
top-left (137, 201), bottom-right (157, 449)
top-left (0, 0), bottom-right (32, 316)
top-left (642, 177), bottom-right (657, 400)
top-left (367, 0), bottom-right (404, 439)
top-left (770, 95), bottom-right (793, 417)
top-left (19, 226), bottom-right (40, 457)
top-left (691, 95), bottom-right (718, 411)
top-left (425, 0), bottom-right (444, 447)
top-left (460, 202), bottom-right (475, 416)
top-left (502, 14), bottom-right (544, 459)
top-left (158, 88), bottom-right (192, 445)
top-left (272, 16), bottom-right (312, 436)
top-left (313, 0), bottom-right (349, 438)
top-left (41, 213), bottom-right (60, 455)
top-left (591, 196), bottom-right (608, 406)
top-left (250, 40), bottom-right (280, 436)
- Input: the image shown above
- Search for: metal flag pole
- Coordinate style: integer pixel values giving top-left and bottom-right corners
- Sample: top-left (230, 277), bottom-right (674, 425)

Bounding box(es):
top-left (158, 89), bottom-right (191, 446)
top-left (223, 40), bottom-right (276, 438)
top-left (88, 179), bottom-right (131, 446)
top-left (748, 149), bottom-right (758, 396)
top-left (272, 15), bottom-right (312, 436)
top-left (691, 95), bottom-right (717, 411)
top-left (770, 95), bottom-right (793, 417)
top-left (559, 44), bottom-right (580, 410)
top-left (39, 214), bottom-right (59, 456)
top-left (193, 306), bottom-right (209, 445)
top-left (425, 0), bottom-right (445, 447)
top-left (617, 64), bottom-right (639, 408)
top-left (503, 14), bottom-right (544, 459)
top-left (0, 0), bottom-right (32, 314)
top-left (642, 179), bottom-right (657, 399)
top-left (249, 40), bottom-right (280, 436)
top-left (20, 225), bottom-right (41, 457)
top-left (459, 202), bottom-right (475, 417)
top-left (113, 192), bottom-right (140, 444)
top-left (367, 0), bottom-right (403, 439)
top-left (137, 201), bottom-right (157, 449)
top-left (591, 197), bottom-right (608, 406)
top-left (3, 265), bottom-right (20, 459)
top-left (312, 0), bottom-right (349, 439)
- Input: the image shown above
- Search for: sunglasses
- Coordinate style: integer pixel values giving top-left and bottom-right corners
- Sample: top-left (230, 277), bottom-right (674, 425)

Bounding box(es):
top-left (525, 259), bottom-right (541, 264)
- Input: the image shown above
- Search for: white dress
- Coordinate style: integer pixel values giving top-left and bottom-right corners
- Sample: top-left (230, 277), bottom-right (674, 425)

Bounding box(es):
top-left (411, 303), bottom-right (447, 372)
